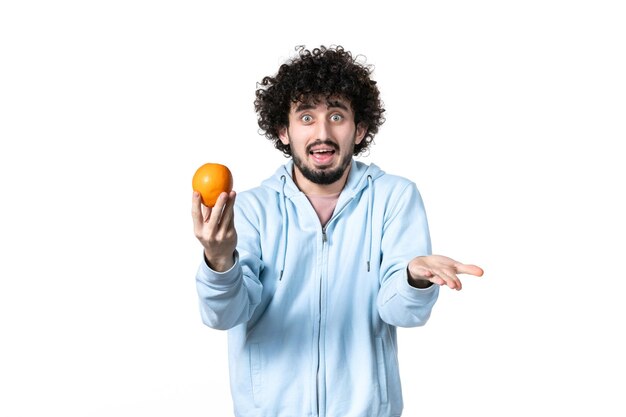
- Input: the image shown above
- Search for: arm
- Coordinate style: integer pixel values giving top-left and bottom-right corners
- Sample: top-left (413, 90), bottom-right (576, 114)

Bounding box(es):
top-left (377, 182), bottom-right (439, 327)
top-left (376, 183), bottom-right (484, 327)
top-left (192, 191), bottom-right (263, 330)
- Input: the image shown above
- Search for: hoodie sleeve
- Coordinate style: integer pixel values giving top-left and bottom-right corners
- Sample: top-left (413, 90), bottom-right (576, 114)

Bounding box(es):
top-left (195, 202), bottom-right (264, 331)
top-left (377, 181), bottom-right (439, 327)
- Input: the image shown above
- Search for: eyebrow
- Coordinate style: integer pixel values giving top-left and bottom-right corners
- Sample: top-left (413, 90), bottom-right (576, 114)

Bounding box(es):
top-left (326, 99), bottom-right (349, 111)
top-left (294, 102), bottom-right (316, 112)
top-left (294, 99), bottom-right (350, 113)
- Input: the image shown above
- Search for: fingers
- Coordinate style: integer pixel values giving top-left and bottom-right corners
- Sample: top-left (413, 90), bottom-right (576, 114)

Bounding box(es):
top-left (439, 261), bottom-right (484, 290)
top-left (440, 262), bottom-right (483, 290)
top-left (409, 255), bottom-right (484, 291)
top-left (409, 262), bottom-right (459, 290)
top-left (441, 268), bottom-right (463, 291)
top-left (220, 191), bottom-right (237, 230)
top-left (422, 267), bottom-right (462, 290)
top-left (206, 192), bottom-right (227, 231)
top-left (207, 191), bottom-right (236, 229)
top-left (192, 191), bottom-right (237, 239)
top-left (455, 263), bottom-right (484, 277)
top-left (191, 191), bottom-right (207, 233)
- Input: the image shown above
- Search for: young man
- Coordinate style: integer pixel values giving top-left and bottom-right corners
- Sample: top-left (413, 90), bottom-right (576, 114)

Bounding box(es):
top-left (192, 46), bottom-right (483, 417)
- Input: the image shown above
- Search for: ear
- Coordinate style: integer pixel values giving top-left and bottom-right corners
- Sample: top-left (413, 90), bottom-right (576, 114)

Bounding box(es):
top-left (355, 123), bottom-right (367, 145)
top-left (278, 126), bottom-right (289, 145)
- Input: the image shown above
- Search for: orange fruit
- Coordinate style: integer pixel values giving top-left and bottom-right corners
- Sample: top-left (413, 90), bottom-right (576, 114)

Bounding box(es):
top-left (192, 163), bottom-right (233, 207)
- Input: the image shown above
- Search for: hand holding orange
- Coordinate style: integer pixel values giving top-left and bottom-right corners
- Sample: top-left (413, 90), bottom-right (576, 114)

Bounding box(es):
top-left (192, 163), bottom-right (233, 207)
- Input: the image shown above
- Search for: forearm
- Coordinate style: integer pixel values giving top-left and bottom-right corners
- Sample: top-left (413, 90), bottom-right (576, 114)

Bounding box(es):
top-left (195, 253), bottom-right (262, 330)
top-left (377, 268), bottom-right (439, 328)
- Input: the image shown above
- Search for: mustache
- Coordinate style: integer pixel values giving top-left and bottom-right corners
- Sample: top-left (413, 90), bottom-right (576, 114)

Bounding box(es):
top-left (306, 140), bottom-right (339, 153)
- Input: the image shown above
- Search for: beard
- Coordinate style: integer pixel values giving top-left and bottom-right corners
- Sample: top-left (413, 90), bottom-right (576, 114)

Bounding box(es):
top-left (291, 139), bottom-right (354, 185)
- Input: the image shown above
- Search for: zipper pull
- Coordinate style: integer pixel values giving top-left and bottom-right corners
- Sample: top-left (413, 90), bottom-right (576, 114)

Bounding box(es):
top-left (322, 228), bottom-right (327, 243)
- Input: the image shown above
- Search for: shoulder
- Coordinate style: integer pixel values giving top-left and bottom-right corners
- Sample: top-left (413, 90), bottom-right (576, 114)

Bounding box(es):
top-left (374, 171), bottom-right (414, 190)
top-left (366, 167), bottom-right (427, 216)
top-left (235, 186), bottom-right (276, 212)
top-left (370, 166), bottom-right (420, 199)
top-left (233, 185), bottom-right (286, 227)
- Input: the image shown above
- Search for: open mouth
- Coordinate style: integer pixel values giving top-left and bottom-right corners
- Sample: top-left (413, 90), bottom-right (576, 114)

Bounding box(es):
top-left (308, 146), bottom-right (337, 165)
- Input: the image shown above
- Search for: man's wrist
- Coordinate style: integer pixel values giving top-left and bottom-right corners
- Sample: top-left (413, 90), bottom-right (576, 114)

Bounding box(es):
top-left (407, 267), bottom-right (434, 289)
top-left (204, 251), bottom-right (235, 272)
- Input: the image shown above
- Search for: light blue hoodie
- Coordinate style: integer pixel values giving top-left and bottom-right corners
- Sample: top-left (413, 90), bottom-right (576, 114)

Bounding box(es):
top-left (196, 160), bottom-right (439, 417)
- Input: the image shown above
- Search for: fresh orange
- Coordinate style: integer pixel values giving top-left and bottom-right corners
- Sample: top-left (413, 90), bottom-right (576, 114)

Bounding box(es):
top-left (192, 163), bottom-right (233, 207)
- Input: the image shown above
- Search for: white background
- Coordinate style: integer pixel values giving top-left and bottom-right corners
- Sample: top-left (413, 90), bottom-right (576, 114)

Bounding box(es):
top-left (1, 1), bottom-right (625, 416)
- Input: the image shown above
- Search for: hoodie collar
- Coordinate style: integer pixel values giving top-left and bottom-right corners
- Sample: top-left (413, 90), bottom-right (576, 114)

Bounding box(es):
top-left (262, 159), bottom-right (384, 200)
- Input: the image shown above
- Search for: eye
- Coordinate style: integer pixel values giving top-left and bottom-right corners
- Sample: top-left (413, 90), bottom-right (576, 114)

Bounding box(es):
top-left (301, 115), bottom-right (313, 123)
top-left (330, 114), bottom-right (343, 122)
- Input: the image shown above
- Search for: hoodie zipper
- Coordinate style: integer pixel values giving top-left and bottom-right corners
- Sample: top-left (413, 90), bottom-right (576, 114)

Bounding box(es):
top-left (313, 192), bottom-right (365, 415)
top-left (316, 226), bottom-right (328, 416)
top-left (315, 198), bottom-right (356, 416)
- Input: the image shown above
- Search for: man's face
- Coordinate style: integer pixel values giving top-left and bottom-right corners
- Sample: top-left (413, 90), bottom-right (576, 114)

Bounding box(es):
top-left (279, 97), bottom-right (366, 186)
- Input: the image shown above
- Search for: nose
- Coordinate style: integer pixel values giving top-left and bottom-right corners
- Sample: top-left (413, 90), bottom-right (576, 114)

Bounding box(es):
top-left (315, 119), bottom-right (331, 140)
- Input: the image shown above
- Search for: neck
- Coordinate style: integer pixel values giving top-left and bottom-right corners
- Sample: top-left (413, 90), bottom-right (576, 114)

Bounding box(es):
top-left (292, 163), bottom-right (352, 196)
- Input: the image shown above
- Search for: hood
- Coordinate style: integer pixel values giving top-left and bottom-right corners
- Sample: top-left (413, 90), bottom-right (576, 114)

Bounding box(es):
top-left (261, 159), bottom-right (385, 279)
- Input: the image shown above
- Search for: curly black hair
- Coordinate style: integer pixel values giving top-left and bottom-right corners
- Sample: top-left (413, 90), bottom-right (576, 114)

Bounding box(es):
top-left (254, 45), bottom-right (385, 157)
